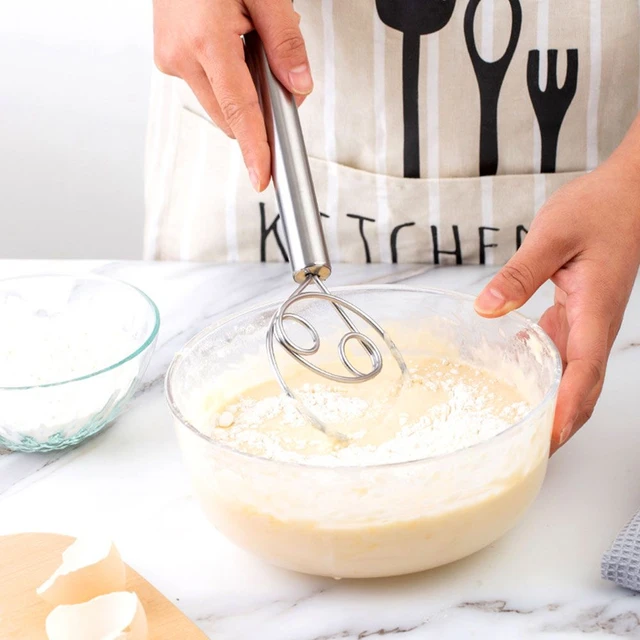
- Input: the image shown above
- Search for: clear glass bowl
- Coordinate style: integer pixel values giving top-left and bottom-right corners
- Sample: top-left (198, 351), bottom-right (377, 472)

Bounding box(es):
top-left (166, 286), bottom-right (561, 578)
top-left (0, 275), bottom-right (160, 452)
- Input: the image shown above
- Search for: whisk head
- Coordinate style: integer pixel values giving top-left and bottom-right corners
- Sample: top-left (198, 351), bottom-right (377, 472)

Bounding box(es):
top-left (266, 276), bottom-right (408, 440)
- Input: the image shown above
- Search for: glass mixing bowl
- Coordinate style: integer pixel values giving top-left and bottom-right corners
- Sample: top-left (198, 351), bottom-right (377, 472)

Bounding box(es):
top-left (0, 275), bottom-right (160, 452)
top-left (166, 286), bottom-right (561, 578)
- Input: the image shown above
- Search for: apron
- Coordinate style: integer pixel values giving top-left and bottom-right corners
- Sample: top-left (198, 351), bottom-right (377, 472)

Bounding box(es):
top-left (144, 0), bottom-right (640, 265)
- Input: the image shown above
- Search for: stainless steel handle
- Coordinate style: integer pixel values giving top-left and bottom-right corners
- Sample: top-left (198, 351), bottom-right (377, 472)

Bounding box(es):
top-left (244, 30), bottom-right (331, 283)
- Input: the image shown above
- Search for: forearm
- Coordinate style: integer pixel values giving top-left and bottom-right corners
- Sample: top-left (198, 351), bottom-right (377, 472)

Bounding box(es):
top-left (606, 111), bottom-right (640, 186)
top-left (602, 111), bottom-right (640, 247)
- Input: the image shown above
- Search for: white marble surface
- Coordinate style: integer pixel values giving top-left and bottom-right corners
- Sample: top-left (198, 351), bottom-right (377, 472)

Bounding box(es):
top-left (1, 260), bottom-right (640, 639)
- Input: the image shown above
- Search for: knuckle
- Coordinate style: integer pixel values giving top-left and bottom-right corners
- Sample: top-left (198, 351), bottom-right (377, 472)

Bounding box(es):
top-left (271, 29), bottom-right (306, 61)
top-left (584, 358), bottom-right (605, 387)
top-left (153, 41), bottom-right (183, 75)
top-left (217, 95), bottom-right (257, 130)
top-left (218, 96), bottom-right (242, 126)
top-left (500, 262), bottom-right (537, 299)
top-left (190, 33), bottom-right (213, 59)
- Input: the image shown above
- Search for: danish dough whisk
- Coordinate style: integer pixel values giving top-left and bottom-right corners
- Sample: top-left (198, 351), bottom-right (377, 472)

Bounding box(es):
top-left (245, 31), bottom-right (408, 440)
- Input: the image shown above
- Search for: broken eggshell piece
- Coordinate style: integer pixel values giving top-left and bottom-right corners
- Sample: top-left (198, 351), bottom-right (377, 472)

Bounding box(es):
top-left (45, 591), bottom-right (148, 640)
top-left (37, 537), bottom-right (126, 606)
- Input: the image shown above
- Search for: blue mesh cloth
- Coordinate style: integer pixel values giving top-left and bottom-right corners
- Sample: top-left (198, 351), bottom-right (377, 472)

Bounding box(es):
top-left (602, 511), bottom-right (640, 591)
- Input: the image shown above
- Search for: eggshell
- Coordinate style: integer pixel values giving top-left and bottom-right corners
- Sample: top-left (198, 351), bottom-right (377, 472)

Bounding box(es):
top-left (45, 591), bottom-right (148, 640)
top-left (37, 537), bottom-right (126, 606)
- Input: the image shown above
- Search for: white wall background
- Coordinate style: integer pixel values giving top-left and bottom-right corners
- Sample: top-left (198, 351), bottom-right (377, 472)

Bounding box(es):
top-left (0, 1), bottom-right (153, 259)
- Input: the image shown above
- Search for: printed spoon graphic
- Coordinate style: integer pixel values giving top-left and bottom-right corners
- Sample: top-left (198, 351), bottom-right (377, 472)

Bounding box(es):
top-left (464, 0), bottom-right (522, 176)
top-left (376, 0), bottom-right (457, 178)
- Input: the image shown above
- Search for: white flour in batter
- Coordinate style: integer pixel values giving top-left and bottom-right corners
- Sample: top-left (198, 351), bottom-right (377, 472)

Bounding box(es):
top-left (204, 357), bottom-right (530, 466)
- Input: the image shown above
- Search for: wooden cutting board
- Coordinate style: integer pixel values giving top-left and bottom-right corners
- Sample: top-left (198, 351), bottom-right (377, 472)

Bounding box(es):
top-left (0, 533), bottom-right (208, 639)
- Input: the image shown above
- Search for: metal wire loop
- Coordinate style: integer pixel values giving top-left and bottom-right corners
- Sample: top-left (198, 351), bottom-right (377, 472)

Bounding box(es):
top-left (265, 276), bottom-right (409, 441)
top-left (277, 313), bottom-right (320, 356)
top-left (269, 284), bottom-right (387, 384)
top-left (338, 332), bottom-right (382, 378)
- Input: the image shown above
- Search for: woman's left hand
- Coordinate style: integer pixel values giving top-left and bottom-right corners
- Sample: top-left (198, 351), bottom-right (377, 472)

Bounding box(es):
top-left (474, 123), bottom-right (640, 453)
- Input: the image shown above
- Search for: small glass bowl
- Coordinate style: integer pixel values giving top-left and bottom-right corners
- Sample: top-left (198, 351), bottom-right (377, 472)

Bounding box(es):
top-left (166, 286), bottom-right (561, 578)
top-left (0, 275), bottom-right (160, 452)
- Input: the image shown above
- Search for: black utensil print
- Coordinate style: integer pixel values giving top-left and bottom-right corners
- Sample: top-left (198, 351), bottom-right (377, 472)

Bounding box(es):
top-left (376, 0), bottom-right (457, 178)
top-left (464, 0), bottom-right (522, 176)
top-left (528, 49), bottom-right (579, 173)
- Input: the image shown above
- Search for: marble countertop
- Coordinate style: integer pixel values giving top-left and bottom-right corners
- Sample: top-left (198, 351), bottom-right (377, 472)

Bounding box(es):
top-left (1, 260), bottom-right (640, 639)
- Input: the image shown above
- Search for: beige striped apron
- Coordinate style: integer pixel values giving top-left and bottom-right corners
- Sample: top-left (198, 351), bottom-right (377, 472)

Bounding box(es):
top-left (144, 0), bottom-right (640, 265)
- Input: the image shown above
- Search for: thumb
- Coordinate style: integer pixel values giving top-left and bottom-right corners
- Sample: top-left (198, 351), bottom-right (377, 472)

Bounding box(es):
top-left (248, 0), bottom-right (313, 96)
top-left (475, 225), bottom-right (568, 318)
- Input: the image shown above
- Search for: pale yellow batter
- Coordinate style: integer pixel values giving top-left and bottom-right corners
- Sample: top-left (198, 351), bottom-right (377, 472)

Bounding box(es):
top-left (202, 459), bottom-right (546, 577)
top-left (179, 355), bottom-right (552, 578)
top-left (179, 348), bottom-right (554, 578)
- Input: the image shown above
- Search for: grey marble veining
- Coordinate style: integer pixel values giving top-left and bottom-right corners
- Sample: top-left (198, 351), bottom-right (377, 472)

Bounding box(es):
top-left (1, 260), bottom-right (639, 639)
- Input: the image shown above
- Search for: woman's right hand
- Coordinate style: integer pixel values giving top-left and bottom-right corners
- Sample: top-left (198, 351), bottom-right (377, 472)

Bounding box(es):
top-left (152, 0), bottom-right (314, 192)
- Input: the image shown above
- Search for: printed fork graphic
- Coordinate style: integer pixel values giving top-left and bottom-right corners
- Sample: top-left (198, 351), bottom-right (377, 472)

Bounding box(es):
top-left (527, 49), bottom-right (579, 174)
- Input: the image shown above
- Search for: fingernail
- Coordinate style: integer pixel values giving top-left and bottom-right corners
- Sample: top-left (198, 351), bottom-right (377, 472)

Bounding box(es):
top-left (288, 64), bottom-right (313, 95)
top-left (474, 288), bottom-right (506, 315)
top-left (559, 414), bottom-right (577, 445)
top-left (559, 423), bottom-right (572, 445)
top-left (248, 168), bottom-right (260, 192)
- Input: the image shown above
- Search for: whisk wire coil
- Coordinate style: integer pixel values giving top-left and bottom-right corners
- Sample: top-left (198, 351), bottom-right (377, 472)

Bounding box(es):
top-left (266, 276), bottom-right (388, 386)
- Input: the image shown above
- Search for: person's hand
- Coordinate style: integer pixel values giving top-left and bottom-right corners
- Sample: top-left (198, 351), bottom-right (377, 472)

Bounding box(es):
top-left (475, 125), bottom-right (640, 453)
top-left (152, 0), bottom-right (313, 192)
